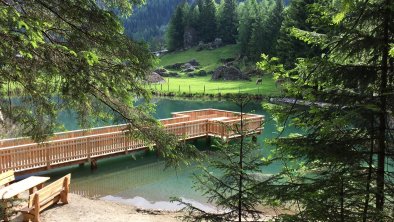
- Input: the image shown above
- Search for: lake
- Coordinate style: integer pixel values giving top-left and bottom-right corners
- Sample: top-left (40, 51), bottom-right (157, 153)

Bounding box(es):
top-left (38, 98), bottom-right (286, 211)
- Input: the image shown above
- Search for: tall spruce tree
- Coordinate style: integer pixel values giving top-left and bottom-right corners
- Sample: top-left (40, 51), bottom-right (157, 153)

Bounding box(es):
top-left (199, 0), bottom-right (217, 43)
top-left (166, 3), bottom-right (186, 51)
top-left (258, 0), bottom-right (394, 221)
top-left (218, 0), bottom-right (238, 44)
top-left (238, 0), bottom-right (262, 58)
top-left (276, 0), bottom-right (321, 68)
top-left (261, 0), bottom-right (283, 55)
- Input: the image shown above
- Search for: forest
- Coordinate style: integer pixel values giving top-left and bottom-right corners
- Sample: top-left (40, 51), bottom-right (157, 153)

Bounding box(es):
top-left (123, 0), bottom-right (291, 51)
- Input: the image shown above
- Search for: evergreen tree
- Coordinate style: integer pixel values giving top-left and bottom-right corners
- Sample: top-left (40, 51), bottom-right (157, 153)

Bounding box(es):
top-left (200, 0), bottom-right (217, 43)
top-left (173, 96), bottom-right (266, 222)
top-left (258, 0), bottom-right (394, 221)
top-left (166, 3), bottom-right (186, 51)
top-left (238, 0), bottom-right (261, 58)
top-left (261, 0), bottom-right (283, 55)
top-left (276, 0), bottom-right (321, 68)
top-left (218, 0), bottom-right (238, 44)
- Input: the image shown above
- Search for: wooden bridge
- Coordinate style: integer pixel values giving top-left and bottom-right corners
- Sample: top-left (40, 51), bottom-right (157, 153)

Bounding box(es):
top-left (0, 109), bottom-right (264, 175)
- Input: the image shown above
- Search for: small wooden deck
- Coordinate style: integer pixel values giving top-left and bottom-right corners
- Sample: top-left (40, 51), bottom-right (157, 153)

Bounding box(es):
top-left (0, 109), bottom-right (264, 175)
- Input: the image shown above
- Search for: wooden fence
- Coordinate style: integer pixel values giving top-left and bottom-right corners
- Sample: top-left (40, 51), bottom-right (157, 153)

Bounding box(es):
top-left (0, 109), bottom-right (264, 175)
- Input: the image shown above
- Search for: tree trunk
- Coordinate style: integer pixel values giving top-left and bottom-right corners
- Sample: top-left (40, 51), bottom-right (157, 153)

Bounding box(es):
top-left (375, 0), bottom-right (390, 213)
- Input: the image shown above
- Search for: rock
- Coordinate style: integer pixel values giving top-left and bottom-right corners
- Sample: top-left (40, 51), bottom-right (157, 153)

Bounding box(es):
top-left (154, 68), bottom-right (168, 76)
top-left (195, 70), bottom-right (207, 76)
top-left (168, 72), bottom-right (180, 77)
top-left (213, 38), bottom-right (223, 48)
top-left (182, 67), bottom-right (196, 73)
top-left (181, 63), bottom-right (193, 69)
top-left (187, 73), bottom-right (194, 77)
top-left (188, 59), bottom-right (200, 67)
top-left (181, 63), bottom-right (196, 72)
top-left (211, 66), bottom-right (250, 81)
top-left (164, 63), bottom-right (183, 70)
top-left (147, 72), bottom-right (166, 83)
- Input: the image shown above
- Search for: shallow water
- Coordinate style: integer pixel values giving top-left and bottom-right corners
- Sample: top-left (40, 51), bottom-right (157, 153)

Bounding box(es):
top-left (39, 98), bottom-right (286, 210)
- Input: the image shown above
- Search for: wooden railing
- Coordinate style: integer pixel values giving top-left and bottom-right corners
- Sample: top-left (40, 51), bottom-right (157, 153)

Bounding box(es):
top-left (0, 109), bottom-right (264, 175)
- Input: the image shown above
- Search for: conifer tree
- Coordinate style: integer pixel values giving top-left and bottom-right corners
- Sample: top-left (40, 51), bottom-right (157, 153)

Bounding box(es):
top-left (166, 3), bottom-right (186, 51)
top-left (173, 96), bottom-right (266, 222)
top-left (218, 0), bottom-right (238, 44)
top-left (276, 0), bottom-right (321, 68)
top-left (261, 0), bottom-right (283, 55)
top-left (258, 0), bottom-right (394, 221)
top-left (199, 0), bottom-right (217, 43)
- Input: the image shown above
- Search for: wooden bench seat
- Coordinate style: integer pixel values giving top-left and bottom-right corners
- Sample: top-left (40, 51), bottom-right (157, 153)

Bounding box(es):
top-left (0, 170), bottom-right (15, 187)
top-left (20, 174), bottom-right (71, 222)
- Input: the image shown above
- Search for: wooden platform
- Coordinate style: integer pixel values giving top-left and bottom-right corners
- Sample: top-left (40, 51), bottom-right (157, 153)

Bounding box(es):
top-left (0, 109), bottom-right (264, 175)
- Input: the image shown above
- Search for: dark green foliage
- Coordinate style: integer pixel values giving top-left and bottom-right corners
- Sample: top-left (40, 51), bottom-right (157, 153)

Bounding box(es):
top-left (262, 0), bottom-right (283, 55)
top-left (218, 0), bottom-right (238, 44)
top-left (276, 0), bottom-right (321, 68)
top-left (238, 0), bottom-right (283, 61)
top-left (258, 0), bottom-right (394, 221)
top-left (0, 0), bottom-right (198, 166)
top-left (166, 3), bottom-right (186, 51)
top-left (173, 96), bottom-right (267, 222)
top-left (123, 0), bottom-right (190, 50)
top-left (199, 0), bottom-right (217, 43)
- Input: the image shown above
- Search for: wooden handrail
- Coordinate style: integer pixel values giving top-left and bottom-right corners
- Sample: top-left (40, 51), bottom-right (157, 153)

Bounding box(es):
top-left (0, 109), bottom-right (264, 174)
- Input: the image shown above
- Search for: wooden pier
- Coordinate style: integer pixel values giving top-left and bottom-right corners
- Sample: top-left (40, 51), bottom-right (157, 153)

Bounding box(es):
top-left (0, 109), bottom-right (264, 175)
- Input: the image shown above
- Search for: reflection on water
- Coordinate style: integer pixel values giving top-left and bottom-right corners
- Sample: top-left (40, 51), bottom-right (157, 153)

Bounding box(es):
top-left (41, 98), bottom-right (287, 210)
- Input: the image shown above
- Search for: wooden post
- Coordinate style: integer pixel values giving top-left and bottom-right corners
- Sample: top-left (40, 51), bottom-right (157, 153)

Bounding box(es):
top-left (33, 194), bottom-right (40, 222)
top-left (45, 143), bottom-right (51, 170)
top-left (90, 159), bottom-right (98, 171)
top-left (206, 136), bottom-right (211, 148)
top-left (61, 176), bottom-right (70, 204)
top-left (87, 137), bottom-right (91, 162)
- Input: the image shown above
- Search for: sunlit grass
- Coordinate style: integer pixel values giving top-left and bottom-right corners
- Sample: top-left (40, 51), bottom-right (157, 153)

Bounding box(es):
top-left (147, 75), bottom-right (280, 96)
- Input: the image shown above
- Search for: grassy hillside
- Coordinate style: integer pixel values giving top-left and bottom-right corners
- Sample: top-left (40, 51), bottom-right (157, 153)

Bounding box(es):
top-left (148, 75), bottom-right (280, 96)
top-left (159, 44), bottom-right (241, 71)
top-left (155, 44), bottom-right (281, 96)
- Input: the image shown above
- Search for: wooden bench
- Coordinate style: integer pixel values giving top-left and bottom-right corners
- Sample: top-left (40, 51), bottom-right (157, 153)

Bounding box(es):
top-left (0, 171), bottom-right (15, 187)
top-left (20, 174), bottom-right (71, 222)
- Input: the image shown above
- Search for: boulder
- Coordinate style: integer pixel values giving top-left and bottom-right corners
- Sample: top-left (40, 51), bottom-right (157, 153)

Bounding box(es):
top-left (213, 38), bottom-right (223, 48)
top-left (195, 70), bottom-right (207, 77)
top-left (168, 72), bottom-right (180, 77)
top-left (147, 72), bottom-right (166, 83)
top-left (155, 68), bottom-right (168, 76)
top-left (164, 63), bottom-right (183, 70)
top-left (187, 73), bottom-right (195, 77)
top-left (182, 63), bottom-right (196, 72)
top-left (211, 66), bottom-right (250, 81)
top-left (188, 59), bottom-right (200, 67)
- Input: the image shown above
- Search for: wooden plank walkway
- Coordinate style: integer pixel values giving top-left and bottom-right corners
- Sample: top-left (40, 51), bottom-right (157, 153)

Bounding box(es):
top-left (0, 109), bottom-right (264, 175)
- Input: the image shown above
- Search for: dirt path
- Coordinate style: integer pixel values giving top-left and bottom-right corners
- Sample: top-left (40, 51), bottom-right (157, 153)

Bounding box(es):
top-left (11, 194), bottom-right (182, 222)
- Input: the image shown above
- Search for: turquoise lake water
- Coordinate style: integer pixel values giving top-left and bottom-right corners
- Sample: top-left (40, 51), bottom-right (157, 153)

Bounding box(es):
top-left (38, 98), bottom-right (286, 210)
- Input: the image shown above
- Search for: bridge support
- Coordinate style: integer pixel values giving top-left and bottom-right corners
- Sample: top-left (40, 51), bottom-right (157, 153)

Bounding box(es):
top-left (90, 159), bottom-right (98, 171)
top-left (206, 136), bottom-right (212, 148)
